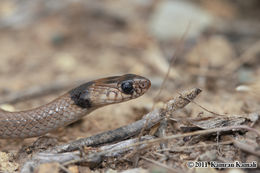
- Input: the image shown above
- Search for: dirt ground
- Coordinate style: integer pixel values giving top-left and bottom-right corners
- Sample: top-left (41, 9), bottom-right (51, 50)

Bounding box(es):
top-left (0, 0), bottom-right (259, 173)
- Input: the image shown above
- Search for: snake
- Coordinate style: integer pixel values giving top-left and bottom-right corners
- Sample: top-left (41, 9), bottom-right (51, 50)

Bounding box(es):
top-left (0, 74), bottom-right (151, 139)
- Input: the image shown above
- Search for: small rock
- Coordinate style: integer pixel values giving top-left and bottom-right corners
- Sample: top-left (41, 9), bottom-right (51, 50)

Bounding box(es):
top-left (186, 35), bottom-right (235, 68)
top-left (237, 67), bottom-right (254, 83)
top-left (54, 53), bottom-right (77, 72)
top-left (0, 152), bottom-right (19, 173)
top-left (0, 104), bottom-right (15, 111)
top-left (106, 169), bottom-right (118, 173)
top-left (199, 150), bottom-right (217, 161)
top-left (149, 0), bottom-right (214, 41)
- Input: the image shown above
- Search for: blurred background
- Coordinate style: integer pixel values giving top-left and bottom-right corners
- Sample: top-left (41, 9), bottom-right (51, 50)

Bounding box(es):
top-left (0, 0), bottom-right (260, 170)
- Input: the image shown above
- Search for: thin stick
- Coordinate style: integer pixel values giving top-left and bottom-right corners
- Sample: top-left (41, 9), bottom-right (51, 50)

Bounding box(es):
top-left (118, 125), bottom-right (260, 152)
top-left (233, 140), bottom-right (260, 157)
top-left (133, 23), bottom-right (191, 166)
top-left (157, 140), bottom-right (233, 152)
top-left (224, 40), bottom-right (260, 74)
top-left (21, 126), bottom-right (257, 172)
top-left (58, 164), bottom-right (73, 173)
top-left (153, 23), bottom-right (191, 104)
top-left (177, 91), bottom-right (226, 116)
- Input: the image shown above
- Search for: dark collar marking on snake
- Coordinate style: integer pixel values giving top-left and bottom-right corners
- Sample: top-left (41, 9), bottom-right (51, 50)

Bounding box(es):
top-left (69, 81), bottom-right (93, 108)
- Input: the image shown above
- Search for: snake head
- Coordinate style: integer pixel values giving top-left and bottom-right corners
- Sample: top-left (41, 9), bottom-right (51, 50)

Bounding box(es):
top-left (117, 74), bottom-right (151, 99)
top-left (70, 74), bottom-right (151, 108)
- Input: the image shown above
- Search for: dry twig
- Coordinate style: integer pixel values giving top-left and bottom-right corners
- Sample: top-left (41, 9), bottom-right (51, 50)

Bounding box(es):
top-left (233, 140), bottom-right (260, 157)
top-left (21, 88), bottom-right (202, 172)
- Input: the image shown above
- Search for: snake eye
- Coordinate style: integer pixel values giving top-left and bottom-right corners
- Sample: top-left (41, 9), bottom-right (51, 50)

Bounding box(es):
top-left (121, 81), bottom-right (134, 94)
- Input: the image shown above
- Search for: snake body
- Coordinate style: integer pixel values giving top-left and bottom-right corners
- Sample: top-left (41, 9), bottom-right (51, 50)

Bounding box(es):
top-left (0, 74), bottom-right (151, 139)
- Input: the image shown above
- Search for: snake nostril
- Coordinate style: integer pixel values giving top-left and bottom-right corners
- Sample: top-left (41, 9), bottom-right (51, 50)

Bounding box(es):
top-left (141, 83), bottom-right (147, 89)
